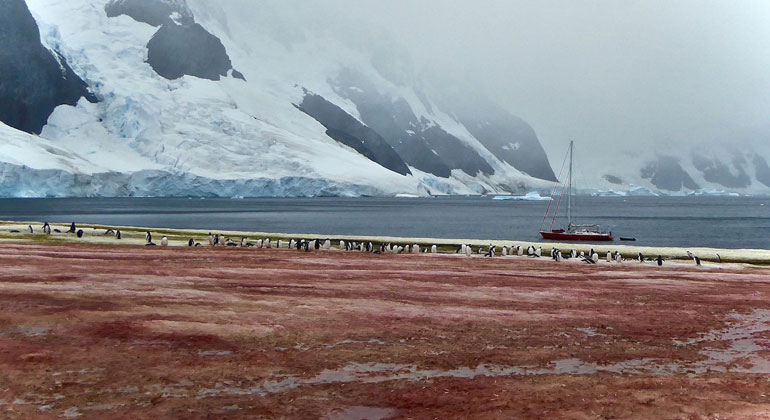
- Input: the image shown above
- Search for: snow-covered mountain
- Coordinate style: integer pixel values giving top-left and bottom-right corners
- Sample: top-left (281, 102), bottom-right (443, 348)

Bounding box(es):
top-left (1, 0), bottom-right (768, 198)
top-left (0, 0), bottom-right (557, 197)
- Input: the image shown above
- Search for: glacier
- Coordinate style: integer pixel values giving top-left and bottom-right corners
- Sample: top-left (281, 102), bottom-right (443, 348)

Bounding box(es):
top-left (1, 0), bottom-right (769, 198)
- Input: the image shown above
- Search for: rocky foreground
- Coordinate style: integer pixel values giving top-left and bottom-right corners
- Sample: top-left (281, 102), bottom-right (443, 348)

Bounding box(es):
top-left (2, 242), bottom-right (770, 419)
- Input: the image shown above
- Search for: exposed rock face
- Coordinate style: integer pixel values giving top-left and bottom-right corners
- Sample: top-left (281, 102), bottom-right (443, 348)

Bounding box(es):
top-left (146, 22), bottom-right (235, 81)
top-left (296, 92), bottom-right (412, 176)
top-left (106, 0), bottom-right (242, 81)
top-left (440, 92), bottom-right (558, 182)
top-left (333, 70), bottom-right (494, 178)
top-left (692, 154), bottom-right (751, 189)
top-left (641, 156), bottom-right (700, 191)
top-left (0, 0), bottom-right (96, 134)
top-left (105, 0), bottom-right (193, 27)
top-left (754, 155), bottom-right (770, 188)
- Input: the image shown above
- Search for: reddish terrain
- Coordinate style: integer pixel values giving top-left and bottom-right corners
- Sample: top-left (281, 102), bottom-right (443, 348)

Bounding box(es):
top-left (1, 242), bottom-right (770, 419)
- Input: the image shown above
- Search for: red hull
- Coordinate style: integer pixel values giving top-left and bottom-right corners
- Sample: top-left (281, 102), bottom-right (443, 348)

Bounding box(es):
top-left (539, 231), bottom-right (614, 241)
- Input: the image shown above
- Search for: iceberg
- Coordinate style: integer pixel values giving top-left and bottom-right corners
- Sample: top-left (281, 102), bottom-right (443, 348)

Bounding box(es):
top-left (492, 192), bottom-right (551, 201)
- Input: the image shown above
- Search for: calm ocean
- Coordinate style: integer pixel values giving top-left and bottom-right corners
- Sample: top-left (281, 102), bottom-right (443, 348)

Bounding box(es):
top-left (0, 196), bottom-right (768, 250)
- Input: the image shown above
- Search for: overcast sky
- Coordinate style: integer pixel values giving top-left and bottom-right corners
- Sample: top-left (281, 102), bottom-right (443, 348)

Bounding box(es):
top-left (294, 0), bottom-right (770, 159)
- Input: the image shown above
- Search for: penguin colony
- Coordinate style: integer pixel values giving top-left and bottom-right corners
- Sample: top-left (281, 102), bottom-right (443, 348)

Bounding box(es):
top-left (8, 222), bottom-right (718, 267)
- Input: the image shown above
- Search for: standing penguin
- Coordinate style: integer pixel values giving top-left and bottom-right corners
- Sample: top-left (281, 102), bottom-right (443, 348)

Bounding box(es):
top-left (431, 245), bottom-right (438, 254)
top-left (241, 237), bottom-right (247, 247)
top-left (638, 252), bottom-right (644, 262)
top-left (188, 238), bottom-right (195, 247)
top-left (694, 256), bottom-right (702, 266)
top-left (161, 236), bottom-right (168, 247)
top-left (28, 225), bottom-right (33, 233)
top-left (208, 233), bottom-right (214, 247)
top-left (116, 230), bottom-right (121, 240)
top-left (606, 251), bottom-right (612, 263)
top-left (69, 222), bottom-right (76, 233)
top-left (42, 222), bottom-right (51, 234)
top-left (465, 245), bottom-right (472, 257)
top-left (501, 246), bottom-right (508, 257)
top-left (591, 252), bottom-right (599, 263)
top-left (413, 244), bottom-right (420, 254)
top-left (517, 246), bottom-right (524, 256)
top-left (656, 255), bottom-right (664, 266)
top-left (535, 247), bottom-right (542, 257)
top-left (146, 231), bottom-right (153, 244)
top-left (277, 239), bottom-right (283, 249)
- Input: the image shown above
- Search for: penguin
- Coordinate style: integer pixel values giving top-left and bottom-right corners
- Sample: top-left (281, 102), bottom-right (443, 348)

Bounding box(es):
top-left (582, 255), bottom-right (596, 264)
top-left (116, 230), bottom-right (121, 240)
top-left (313, 240), bottom-right (320, 250)
top-left (241, 237), bottom-right (247, 247)
top-left (266, 239), bottom-right (273, 249)
top-left (257, 239), bottom-right (263, 248)
top-left (42, 222), bottom-right (51, 235)
top-left (591, 252), bottom-right (599, 263)
top-left (465, 245), bottom-right (472, 257)
top-left (413, 244), bottom-right (420, 254)
top-left (395, 246), bottom-right (403, 254)
top-left (570, 249), bottom-right (577, 259)
top-left (501, 246), bottom-right (508, 257)
top-left (188, 238), bottom-right (195, 247)
top-left (694, 256), bottom-right (702, 266)
top-left (656, 255), bottom-right (664, 266)
top-left (367, 242), bottom-right (373, 252)
top-left (226, 239), bottom-right (237, 247)
top-left (76, 229), bottom-right (84, 238)
top-left (637, 252), bottom-right (644, 262)
top-left (535, 247), bottom-right (542, 257)
top-left (484, 246), bottom-right (495, 258)
top-left (28, 225), bottom-right (33, 233)
top-left (213, 234), bottom-right (219, 246)
top-left (69, 222), bottom-right (76, 233)
top-left (208, 233), bottom-right (215, 247)
top-left (578, 251), bottom-right (585, 258)
top-left (303, 241), bottom-right (310, 252)
top-left (716, 253), bottom-right (722, 263)
top-left (323, 239), bottom-right (331, 249)
top-left (161, 236), bottom-right (168, 247)
top-left (686, 251), bottom-right (694, 259)
top-left (431, 245), bottom-right (438, 254)
top-left (556, 250), bottom-right (563, 261)
top-left (277, 239), bottom-right (283, 249)
top-left (606, 251), bottom-right (612, 263)
top-left (517, 246), bottom-right (524, 256)
top-left (54, 229), bottom-right (61, 233)
top-left (289, 239), bottom-right (296, 249)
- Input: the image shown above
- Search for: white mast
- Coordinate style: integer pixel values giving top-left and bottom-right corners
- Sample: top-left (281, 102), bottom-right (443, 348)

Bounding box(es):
top-left (567, 140), bottom-right (573, 228)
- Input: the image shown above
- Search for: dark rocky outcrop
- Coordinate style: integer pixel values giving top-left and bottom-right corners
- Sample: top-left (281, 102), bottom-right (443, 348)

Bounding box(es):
top-left (692, 154), bottom-right (751, 189)
top-left (296, 92), bottom-right (412, 176)
top-left (105, 0), bottom-right (242, 81)
top-left (754, 155), bottom-right (770, 188)
top-left (333, 70), bottom-right (493, 178)
top-left (641, 156), bottom-right (700, 191)
top-left (0, 0), bottom-right (96, 134)
top-left (439, 91), bottom-right (558, 182)
top-left (603, 174), bottom-right (623, 185)
top-left (146, 22), bottom-right (235, 81)
top-left (105, 0), bottom-right (193, 27)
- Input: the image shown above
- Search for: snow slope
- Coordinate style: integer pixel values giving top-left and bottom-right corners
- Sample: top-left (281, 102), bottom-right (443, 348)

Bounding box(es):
top-left (0, 0), bottom-right (554, 197)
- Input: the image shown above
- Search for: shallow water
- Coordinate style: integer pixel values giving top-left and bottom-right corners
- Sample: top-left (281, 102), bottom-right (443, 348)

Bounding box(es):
top-left (0, 196), bottom-right (768, 249)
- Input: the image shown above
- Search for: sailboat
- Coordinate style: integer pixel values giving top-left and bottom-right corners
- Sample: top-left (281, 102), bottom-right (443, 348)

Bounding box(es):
top-left (539, 140), bottom-right (613, 241)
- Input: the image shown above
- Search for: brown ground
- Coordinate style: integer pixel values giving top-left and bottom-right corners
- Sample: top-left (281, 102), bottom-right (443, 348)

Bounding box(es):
top-left (1, 242), bottom-right (770, 419)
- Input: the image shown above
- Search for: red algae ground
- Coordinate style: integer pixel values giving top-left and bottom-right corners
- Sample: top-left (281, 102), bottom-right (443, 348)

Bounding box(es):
top-left (1, 242), bottom-right (770, 419)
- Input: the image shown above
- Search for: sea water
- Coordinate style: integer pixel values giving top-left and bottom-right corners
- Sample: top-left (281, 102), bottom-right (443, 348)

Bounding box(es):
top-left (0, 196), bottom-right (768, 250)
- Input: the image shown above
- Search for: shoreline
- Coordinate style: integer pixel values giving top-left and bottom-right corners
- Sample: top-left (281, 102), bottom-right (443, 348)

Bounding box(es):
top-left (2, 219), bottom-right (769, 265)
